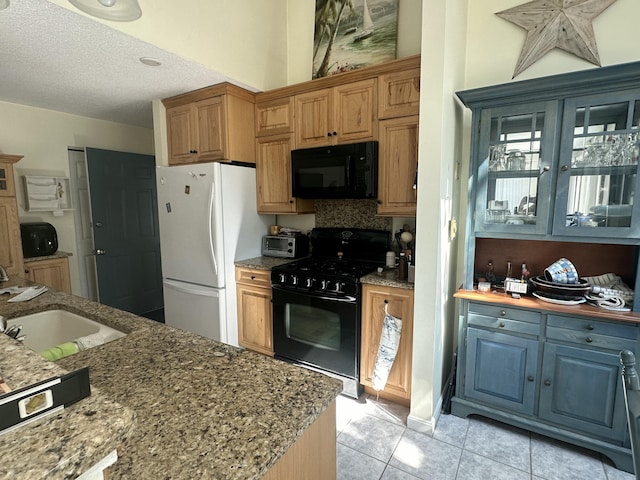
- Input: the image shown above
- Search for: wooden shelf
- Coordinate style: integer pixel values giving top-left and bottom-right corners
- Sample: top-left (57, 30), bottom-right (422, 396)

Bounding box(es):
top-left (455, 288), bottom-right (640, 324)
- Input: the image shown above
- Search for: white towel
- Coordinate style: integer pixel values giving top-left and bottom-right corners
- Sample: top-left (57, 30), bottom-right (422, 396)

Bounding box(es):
top-left (74, 333), bottom-right (106, 350)
top-left (372, 312), bottom-right (403, 391)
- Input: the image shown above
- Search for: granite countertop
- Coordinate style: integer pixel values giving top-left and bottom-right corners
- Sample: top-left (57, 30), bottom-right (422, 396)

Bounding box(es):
top-left (23, 251), bottom-right (72, 263)
top-left (235, 256), bottom-right (302, 271)
top-left (361, 268), bottom-right (414, 290)
top-left (0, 280), bottom-right (134, 479)
top-left (0, 277), bottom-right (341, 479)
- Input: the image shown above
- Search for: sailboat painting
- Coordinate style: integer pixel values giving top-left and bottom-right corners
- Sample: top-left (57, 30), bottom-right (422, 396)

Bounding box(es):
top-left (312, 0), bottom-right (399, 79)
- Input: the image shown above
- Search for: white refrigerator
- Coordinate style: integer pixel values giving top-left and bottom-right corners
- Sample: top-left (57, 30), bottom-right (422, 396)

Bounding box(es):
top-left (156, 162), bottom-right (274, 346)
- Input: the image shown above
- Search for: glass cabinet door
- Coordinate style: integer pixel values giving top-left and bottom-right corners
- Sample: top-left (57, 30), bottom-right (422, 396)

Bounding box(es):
top-left (475, 101), bottom-right (558, 234)
top-left (553, 90), bottom-right (640, 238)
top-left (0, 163), bottom-right (15, 197)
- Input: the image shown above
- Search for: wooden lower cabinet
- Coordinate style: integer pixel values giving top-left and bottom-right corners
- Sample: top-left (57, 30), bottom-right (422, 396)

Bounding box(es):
top-left (24, 256), bottom-right (72, 294)
top-left (453, 299), bottom-right (638, 473)
top-left (0, 197), bottom-right (24, 278)
top-left (360, 283), bottom-right (414, 405)
top-left (263, 401), bottom-right (336, 480)
top-left (235, 267), bottom-right (273, 356)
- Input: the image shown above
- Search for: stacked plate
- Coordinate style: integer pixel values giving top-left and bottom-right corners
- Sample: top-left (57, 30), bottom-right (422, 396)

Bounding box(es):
top-left (529, 276), bottom-right (592, 305)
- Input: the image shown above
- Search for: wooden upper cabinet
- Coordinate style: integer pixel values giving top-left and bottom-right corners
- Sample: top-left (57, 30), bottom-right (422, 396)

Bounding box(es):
top-left (294, 79), bottom-right (377, 148)
top-left (195, 97), bottom-right (225, 161)
top-left (163, 84), bottom-right (256, 165)
top-left (378, 68), bottom-right (421, 119)
top-left (0, 154), bottom-right (21, 197)
top-left (255, 97), bottom-right (294, 137)
top-left (256, 134), bottom-right (315, 214)
top-left (377, 116), bottom-right (419, 216)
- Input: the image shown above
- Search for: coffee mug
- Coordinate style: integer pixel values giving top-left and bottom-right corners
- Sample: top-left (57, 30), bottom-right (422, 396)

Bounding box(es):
top-left (269, 225), bottom-right (280, 235)
top-left (544, 258), bottom-right (578, 284)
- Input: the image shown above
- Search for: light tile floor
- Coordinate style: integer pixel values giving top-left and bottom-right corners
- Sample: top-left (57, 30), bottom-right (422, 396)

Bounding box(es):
top-left (335, 394), bottom-right (636, 480)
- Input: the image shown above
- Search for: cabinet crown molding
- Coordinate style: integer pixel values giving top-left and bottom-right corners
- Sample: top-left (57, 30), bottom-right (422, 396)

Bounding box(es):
top-left (0, 154), bottom-right (23, 164)
top-left (458, 61), bottom-right (640, 109)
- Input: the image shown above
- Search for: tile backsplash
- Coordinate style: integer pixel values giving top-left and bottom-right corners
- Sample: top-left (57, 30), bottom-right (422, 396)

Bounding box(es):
top-left (315, 199), bottom-right (392, 230)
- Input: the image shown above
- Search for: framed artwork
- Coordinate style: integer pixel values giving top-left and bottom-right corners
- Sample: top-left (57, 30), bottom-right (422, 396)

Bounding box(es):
top-left (313, 0), bottom-right (399, 79)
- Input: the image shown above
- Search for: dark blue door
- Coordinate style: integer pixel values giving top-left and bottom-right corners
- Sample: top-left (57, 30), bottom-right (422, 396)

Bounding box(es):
top-left (86, 147), bottom-right (163, 315)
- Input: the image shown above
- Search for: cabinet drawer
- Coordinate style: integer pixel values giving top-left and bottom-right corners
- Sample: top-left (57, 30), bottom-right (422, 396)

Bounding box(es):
top-left (468, 314), bottom-right (540, 336)
top-left (235, 268), bottom-right (271, 288)
top-left (546, 326), bottom-right (636, 352)
top-left (468, 302), bottom-right (542, 324)
top-left (547, 314), bottom-right (638, 340)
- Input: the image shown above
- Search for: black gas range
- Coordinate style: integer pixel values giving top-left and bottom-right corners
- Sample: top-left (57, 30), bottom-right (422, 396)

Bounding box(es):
top-left (271, 228), bottom-right (391, 398)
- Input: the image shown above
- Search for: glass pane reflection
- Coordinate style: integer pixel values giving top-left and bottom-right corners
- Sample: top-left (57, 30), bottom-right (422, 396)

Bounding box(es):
top-left (566, 100), bottom-right (639, 229)
top-left (485, 111), bottom-right (543, 226)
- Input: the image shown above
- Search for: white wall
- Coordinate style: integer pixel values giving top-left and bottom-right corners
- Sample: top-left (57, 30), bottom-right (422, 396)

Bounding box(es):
top-left (465, 0), bottom-right (640, 89)
top-left (407, 0), bottom-right (467, 432)
top-left (50, 0), bottom-right (291, 92)
top-left (0, 100), bottom-right (154, 295)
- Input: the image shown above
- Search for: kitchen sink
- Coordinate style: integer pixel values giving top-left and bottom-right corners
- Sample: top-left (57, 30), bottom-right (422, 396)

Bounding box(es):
top-left (6, 309), bottom-right (126, 357)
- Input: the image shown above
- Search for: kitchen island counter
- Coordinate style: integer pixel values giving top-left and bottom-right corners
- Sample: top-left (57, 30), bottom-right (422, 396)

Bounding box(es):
top-left (0, 279), bottom-right (341, 479)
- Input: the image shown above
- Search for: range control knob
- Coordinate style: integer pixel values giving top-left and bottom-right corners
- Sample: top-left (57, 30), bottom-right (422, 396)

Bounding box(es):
top-left (321, 279), bottom-right (330, 290)
top-left (278, 273), bottom-right (287, 283)
top-left (291, 275), bottom-right (299, 286)
top-left (305, 277), bottom-right (315, 288)
top-left (334, 282), bottom-right (343, 292)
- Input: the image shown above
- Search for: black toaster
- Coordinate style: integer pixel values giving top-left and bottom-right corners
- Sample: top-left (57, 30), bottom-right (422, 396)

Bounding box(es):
top-left (20, 222), bottom-right (58, 258)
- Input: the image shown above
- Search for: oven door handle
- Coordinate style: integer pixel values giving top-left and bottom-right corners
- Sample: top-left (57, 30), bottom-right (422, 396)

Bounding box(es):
top-left (271, 285), bottom-right (357, 304)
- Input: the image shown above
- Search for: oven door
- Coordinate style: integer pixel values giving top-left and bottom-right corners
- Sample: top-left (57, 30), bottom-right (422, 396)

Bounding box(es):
top-left (272, 285), bottom-right (360, 380)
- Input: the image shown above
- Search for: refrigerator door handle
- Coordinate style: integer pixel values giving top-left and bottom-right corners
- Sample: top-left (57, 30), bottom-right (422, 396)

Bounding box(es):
top-left (164, 279), bottom-right (220, 297)
top-left (207, 181), bottom-right (219, 276)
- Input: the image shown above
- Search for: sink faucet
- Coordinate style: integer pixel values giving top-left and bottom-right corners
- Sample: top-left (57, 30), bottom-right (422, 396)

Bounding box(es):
top-left (0, 265), bottom-right (8, 282)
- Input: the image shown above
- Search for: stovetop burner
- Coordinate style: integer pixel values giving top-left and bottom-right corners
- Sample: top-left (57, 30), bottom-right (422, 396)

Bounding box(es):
top-left (271, 228), bottom-right (390, 296)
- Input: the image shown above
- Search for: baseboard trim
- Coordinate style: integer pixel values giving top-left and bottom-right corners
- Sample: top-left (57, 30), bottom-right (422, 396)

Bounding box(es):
top-left (407, 394), bottom-right (443, 435)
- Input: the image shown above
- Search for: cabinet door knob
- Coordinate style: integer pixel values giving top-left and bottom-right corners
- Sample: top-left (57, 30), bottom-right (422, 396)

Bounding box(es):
top-left (332, 131), bottom-right (337, 136)
top-left (327, 132), bottom-right (332, 137)
top-left (528, 375), bottom-right (534, 382)
top-left (499, 322), bottom-right (505, 328)
top-left (499, 310), bottom-right (506, 316)
top-left (250, 276), bottom-right (256, 280)
top-left (561, 165), bottom-right (569, 172)
top-left (586, 324), bottom-right (594, 330)
top-left (585, 337), bottom-right (593, 343)
top-left (544, 380), bottom-right (551, 386)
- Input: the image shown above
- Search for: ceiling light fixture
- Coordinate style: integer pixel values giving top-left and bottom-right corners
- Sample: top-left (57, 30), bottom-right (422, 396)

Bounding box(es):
top-left (68, 0), bottom-right (142, 22)
top-left (139, 57), bottom-right (162, 67)
top-left (0, 0), bottom-right (9, 11)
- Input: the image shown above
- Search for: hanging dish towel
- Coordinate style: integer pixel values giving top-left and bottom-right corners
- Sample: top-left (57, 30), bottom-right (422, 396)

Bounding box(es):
top-left (372, 304), bottom-right (403, 391)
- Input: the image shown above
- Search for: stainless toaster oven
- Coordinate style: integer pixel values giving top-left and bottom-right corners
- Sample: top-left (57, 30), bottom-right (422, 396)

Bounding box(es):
top-left (262, 235), bottom-right (308, 258)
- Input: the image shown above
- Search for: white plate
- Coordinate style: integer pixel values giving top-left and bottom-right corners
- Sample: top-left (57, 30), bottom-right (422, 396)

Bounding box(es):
top-left (532, 292), bottom-right (586, 305)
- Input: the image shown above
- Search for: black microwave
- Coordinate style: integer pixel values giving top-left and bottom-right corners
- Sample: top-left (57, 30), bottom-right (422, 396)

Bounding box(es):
top-left (291, 141), bottom-right (378, 199)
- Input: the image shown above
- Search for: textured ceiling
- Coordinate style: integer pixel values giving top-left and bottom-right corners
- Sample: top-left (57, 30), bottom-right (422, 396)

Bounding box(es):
top-left (0, 0), bottom-right (255, 128)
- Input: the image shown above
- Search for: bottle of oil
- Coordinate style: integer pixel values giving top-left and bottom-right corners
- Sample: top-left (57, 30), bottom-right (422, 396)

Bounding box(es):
top-left (398, 252), bottom-right (408, 280)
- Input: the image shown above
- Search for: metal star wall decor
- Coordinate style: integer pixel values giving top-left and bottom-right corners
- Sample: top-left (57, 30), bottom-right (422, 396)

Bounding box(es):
top-left (496, 0), bottom-right (617, 77)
